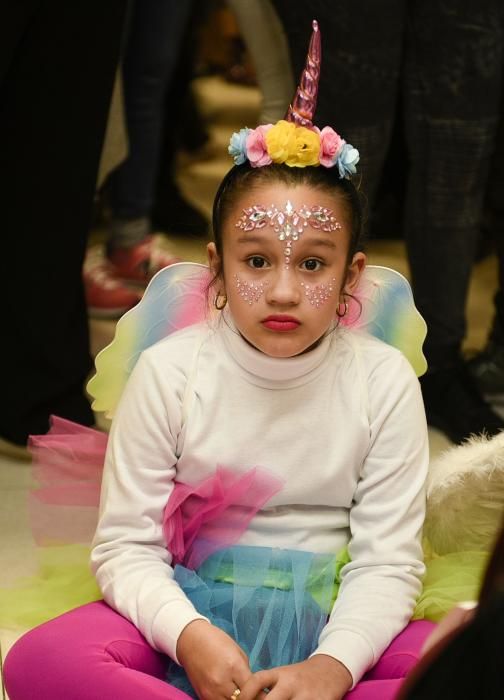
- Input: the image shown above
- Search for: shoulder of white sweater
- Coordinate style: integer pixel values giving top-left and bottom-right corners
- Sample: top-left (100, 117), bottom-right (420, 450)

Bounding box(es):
top-left (137, 323), bottom-right (414, 389)
top-left (140, 321), bottom-right (212, 366)
top-left (336, 328), bottom-right (414, 379)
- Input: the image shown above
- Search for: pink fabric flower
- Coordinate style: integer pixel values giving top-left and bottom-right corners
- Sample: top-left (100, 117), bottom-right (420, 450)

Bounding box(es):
top-left (246, 124), bottom-right (273, 168)
top-left (318, 126), bottom-right (343, 167)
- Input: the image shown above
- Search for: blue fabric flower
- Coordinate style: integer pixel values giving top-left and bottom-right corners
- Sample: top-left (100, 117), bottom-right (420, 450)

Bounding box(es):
top-left (337, 142), bottom-right (360, 178)
top-left (228, 128), bottom-right (251, 165)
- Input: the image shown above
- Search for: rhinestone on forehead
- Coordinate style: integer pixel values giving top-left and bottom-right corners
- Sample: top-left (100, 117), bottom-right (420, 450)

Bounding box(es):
top-left (235, 201), bottom-right (341, 269)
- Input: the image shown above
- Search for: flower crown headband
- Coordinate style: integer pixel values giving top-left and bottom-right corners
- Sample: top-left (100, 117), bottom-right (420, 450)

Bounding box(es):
top-left (228, 20), bottom-right (359, 178)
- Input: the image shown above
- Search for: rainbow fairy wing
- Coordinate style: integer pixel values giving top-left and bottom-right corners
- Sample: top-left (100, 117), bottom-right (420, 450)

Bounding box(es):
top-left (341, 265), bottom-right (427, 377)
top-left (87, 262), bottom-right (213, 417)
top-left (88, 263), bottom-right (427, 418)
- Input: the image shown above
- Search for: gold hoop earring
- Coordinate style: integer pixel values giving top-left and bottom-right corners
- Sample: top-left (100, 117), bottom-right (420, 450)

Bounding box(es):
top-left (336, 299), bottom-right (349, 318)
top-left (214, 292), bottom-right (228, 311)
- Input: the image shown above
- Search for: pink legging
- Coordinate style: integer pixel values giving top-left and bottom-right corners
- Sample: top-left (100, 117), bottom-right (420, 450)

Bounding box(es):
top-left (4, 601), bottom-right (435, 699)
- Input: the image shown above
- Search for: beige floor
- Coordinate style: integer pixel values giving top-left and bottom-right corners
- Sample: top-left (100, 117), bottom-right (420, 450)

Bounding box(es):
top-left (0, 76), bottom-right (499, 695)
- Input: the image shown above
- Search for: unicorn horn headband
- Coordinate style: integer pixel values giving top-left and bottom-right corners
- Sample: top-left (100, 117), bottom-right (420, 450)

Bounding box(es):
top-left (285, 19), bottom-right (321, 127)
top-left (228, 20), bottom-right (359, 177)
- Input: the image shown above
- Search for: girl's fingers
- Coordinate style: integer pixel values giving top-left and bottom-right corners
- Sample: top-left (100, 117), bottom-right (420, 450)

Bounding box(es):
top-left (239, 669), bottom-right (278, 700)
top-left (256, 692), bottom-right (270, 700)
top-left (231, 664), bottom-right (254, 700)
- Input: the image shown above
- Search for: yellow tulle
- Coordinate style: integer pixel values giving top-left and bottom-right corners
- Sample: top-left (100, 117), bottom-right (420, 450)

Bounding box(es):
top-left (0, 545), bottom-right (100, 630)
top-left (413, 550), bottom-right (490, 622)
top-left (0, 542), bottom-right (492, 631)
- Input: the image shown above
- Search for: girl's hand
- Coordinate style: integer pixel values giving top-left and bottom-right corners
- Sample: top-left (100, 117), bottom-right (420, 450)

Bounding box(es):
top-left (239, 654), bottom-right (353, 700)
top-left (176, 619), bottom-right (253, 700)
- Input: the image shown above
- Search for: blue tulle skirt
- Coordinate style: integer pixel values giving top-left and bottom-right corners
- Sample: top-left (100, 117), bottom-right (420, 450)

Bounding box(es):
top-left (166, 544), bottom-right (349, 697)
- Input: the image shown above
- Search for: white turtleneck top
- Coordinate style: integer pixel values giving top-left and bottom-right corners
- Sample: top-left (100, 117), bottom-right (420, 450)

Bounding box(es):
top-left (91, 318), bottom-right (428, 685)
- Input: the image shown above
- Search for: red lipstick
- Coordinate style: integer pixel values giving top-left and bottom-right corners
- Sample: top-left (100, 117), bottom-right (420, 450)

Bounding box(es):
top-left (262, 315), bottom-right (301, 331)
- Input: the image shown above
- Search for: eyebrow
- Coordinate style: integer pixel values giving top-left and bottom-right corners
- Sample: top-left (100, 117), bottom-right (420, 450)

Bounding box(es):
top-left (307, 238), bottom-right (337, 250)
top-left (236, 235), bottom-right (268, 245)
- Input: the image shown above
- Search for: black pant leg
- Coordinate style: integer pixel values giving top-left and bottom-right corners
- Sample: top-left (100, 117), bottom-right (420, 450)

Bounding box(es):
top-left (0, 0), bottom-right (128, 443)
top-left (403, 0), bottom-right (504, 363)
top-left (271, 0), bottom-right (405, 210)
top-left (486, 82), bottom-right (504, 339)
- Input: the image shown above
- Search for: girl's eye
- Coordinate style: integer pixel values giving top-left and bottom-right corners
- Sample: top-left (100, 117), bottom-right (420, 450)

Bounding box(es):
top-left (301, 258), bottom-right (323, 271)
top-left (247, 256), bottom-right (268, 269)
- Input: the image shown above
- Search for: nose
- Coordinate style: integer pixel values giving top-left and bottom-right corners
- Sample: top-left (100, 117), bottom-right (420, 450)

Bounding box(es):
top-left (265, 267), bottom-right (301, 306)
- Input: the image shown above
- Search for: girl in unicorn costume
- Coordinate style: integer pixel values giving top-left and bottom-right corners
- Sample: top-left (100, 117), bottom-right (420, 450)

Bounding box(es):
top-left (5, 20), bottom-right (501, 700)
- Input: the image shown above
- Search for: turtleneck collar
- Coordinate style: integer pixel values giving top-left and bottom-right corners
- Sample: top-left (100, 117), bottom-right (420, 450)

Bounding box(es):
top-left (215, 311), bottom-right (336, 387)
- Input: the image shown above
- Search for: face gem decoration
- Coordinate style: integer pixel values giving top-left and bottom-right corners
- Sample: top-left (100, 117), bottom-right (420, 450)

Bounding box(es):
top-left (233, 275), bottom-right (268, 305)
top-left (300, 278), bottom-right (337, 308)
top-left (235, 200), bottom-right (341, 268)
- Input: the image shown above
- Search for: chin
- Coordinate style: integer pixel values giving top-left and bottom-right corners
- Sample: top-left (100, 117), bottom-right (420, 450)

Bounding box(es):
top-left (260, 338), bottom-right (313, 358)
top-left (240, 332), bottom-right (298, 358)
top-left (266, 347), bottom-right (302, 359)
top-left (240, 326), bottom-right (323, 358)
top-left (270, 335), bottom-right (330, 358)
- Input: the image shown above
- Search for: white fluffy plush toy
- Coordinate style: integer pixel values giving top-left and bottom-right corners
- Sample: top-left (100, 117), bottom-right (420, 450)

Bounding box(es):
top-left (414, 431), bottom-right (504, 621)
top-left (425, 431), bottom-right (504, 554)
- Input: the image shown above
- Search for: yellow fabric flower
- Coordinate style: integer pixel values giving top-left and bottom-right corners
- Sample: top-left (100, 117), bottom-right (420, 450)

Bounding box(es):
top-left (265, 120), bottom-right (320, 167)
top-left (286, 126), bottom-right (321, 167)
top-left (265, 120), bottom-right (297, 163)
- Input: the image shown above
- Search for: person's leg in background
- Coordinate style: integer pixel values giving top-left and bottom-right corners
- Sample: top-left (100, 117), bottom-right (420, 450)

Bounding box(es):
top-left (86, 0), bottom-right (198, 319)
top-left (468, 87), bottom-right (504, 401)
top-left (105, 0), bottom-right (195, 274)
top-left (403, 0), bottom-right (504, 443)
top-left (271, 0), bottom-right (406, 217)
top-left (227, 0), bottom-right (294, 125)
top-left (0, 0), bottom-right (127, 450)
top-left (151, 2), bottom-right (211, 238)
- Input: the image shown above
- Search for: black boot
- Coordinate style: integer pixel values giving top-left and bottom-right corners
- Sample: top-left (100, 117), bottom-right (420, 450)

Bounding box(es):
top-left (468, 340), bottom-right (504, 398)
top-left (467, 310), bottom-right (504, 399)
top-left (420, 360), bottom-right (504, 444)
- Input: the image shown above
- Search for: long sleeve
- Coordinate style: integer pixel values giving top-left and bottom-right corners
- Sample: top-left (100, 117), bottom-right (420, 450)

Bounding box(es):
top-left (313, 351), bottom-right (428, 686)
top-left (90, 351), bottom-right (208, 663)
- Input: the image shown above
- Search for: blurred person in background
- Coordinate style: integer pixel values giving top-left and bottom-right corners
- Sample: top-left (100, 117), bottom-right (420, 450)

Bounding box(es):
top-left (468, 101), bottom-right (504, 406)
top-left (272, 0), bottom-right (504, 444)
top-left (227, 0), bottom-right (294, 124)
top-left (85, 0), bottom-right (210, 319)
top-left (0, 0), bottom-right (128, 456)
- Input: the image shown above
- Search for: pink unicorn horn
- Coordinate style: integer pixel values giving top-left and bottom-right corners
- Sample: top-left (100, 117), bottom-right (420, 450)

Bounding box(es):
top-left (285, 19), bottom-right (321, 127)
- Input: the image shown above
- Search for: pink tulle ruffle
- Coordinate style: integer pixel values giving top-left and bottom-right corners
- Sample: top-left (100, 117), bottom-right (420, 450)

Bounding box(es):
top-left (29, 418), bottom-right (283, 563)
top-left (163, 466), bottom-right (283, 569)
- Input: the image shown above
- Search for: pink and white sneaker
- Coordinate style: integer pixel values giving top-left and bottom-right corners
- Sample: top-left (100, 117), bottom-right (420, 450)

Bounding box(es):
top-left (107, 236), bottom-right (181, 286)
top-left (84, 250), bottom-right (141, 319)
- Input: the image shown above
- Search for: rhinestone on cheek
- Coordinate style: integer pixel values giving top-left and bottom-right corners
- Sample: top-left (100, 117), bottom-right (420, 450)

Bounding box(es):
top-left (233, 275), bottom-right (268, 305)
top-left (300, 278), bottom-right (337, 308)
